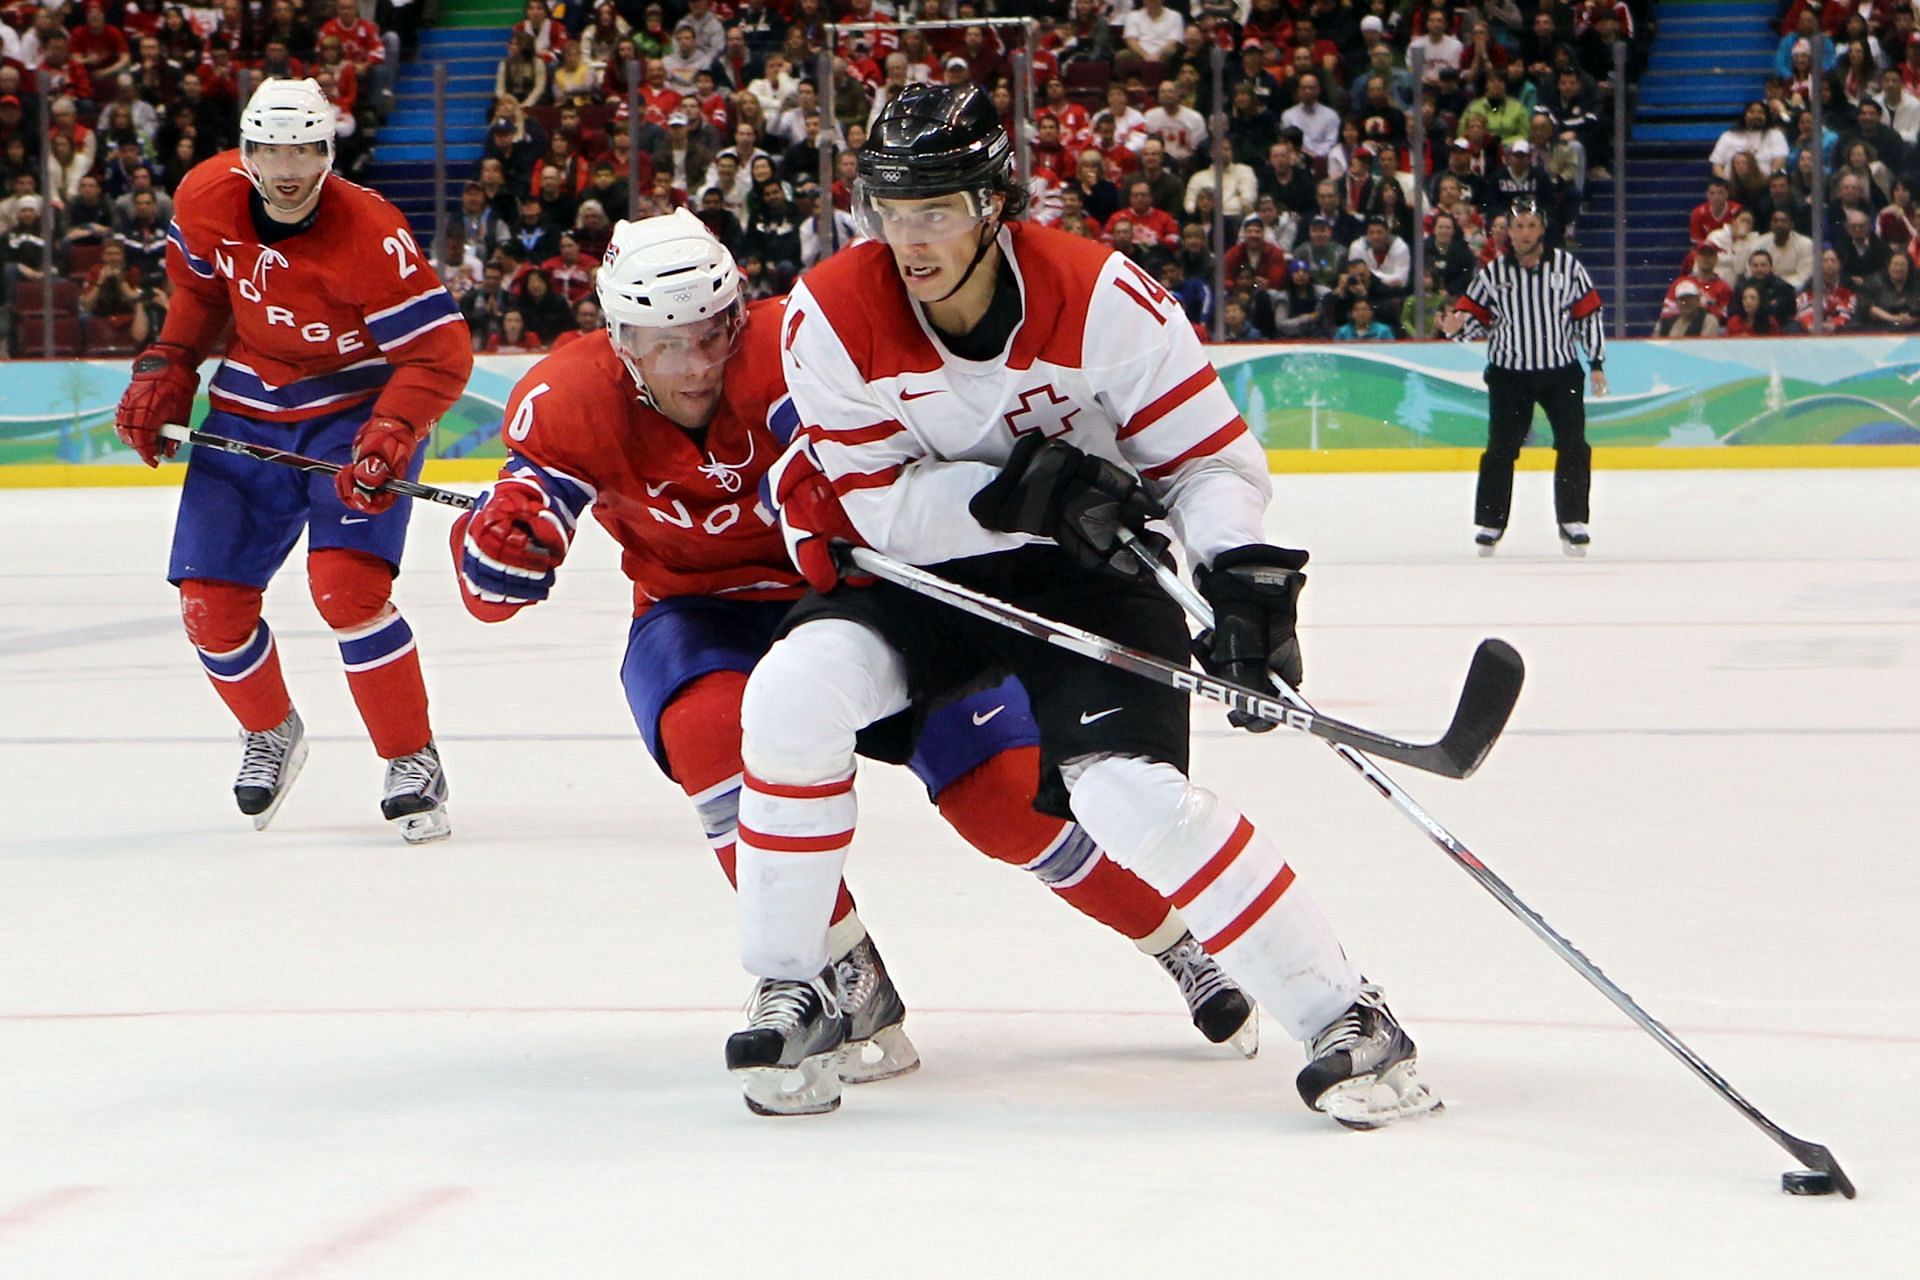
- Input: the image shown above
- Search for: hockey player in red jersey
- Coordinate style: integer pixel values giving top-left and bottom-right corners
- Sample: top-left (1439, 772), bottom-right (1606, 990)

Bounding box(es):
top-left (730, 84), bottom-right (1442, 1128)
top-left (451, 210), bottom-right (1258, 1114)
top-left (113, 79), bottom-right (472, 842)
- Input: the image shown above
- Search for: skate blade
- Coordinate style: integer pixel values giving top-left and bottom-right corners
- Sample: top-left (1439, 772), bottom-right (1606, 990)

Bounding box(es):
top-left (1319, 1060), bottom-right (1444, 1131)
top-left (248, 736), bottom-right (310, 832)
top-left (1561, 542), bottom-right (1587, 559)
top-left (837, 1023), bottom-right (921, 1084)
top-left (738, 1052), bottom-right (844, 1116)
top-left (1223, 1007), bottom-right (1259, 1059)
top-left (1476, 542), bottom-right (1497, 558)
top-left (392, 805), bottom-right (452, 844)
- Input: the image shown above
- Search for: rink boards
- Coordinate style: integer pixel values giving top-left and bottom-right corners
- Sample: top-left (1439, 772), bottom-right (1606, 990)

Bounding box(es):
top-left (3, 336), bottom-right (1919, 485)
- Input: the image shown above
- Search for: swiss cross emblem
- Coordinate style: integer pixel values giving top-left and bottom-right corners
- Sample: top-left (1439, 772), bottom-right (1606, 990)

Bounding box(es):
top-left (1002, 384), bottom-right (1080, 439)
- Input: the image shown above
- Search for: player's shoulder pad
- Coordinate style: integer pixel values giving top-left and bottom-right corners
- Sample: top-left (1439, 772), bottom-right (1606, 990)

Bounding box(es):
top-left (1014, 221), bottom-right (1123, 293)
top-left (172, 151), bottom-right (254, 236)
top-left (324, 174), bottom-right (417, 232)
top-left (734, 291), bottom-right (792, 368)
top-left (504, 331), bottom-right (626, 439)
top-left (787, 240), bottom-right (897, 337)
top-left (524, 327), bottom-right (625, 391)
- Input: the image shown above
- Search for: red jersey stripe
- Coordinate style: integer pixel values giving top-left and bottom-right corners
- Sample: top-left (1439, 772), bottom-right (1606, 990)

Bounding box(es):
top-left (1114, 277), bottom-right (1169, 325)
top-left (1170, 816), bottom-right (1256, 909)
top-left (1119, 365), bottom-right (1215, 440)
top-left (1456, 295), bottom-right (1495, 324)
top-left (810, 419), bottom-right (906, 446)
top-left (738, 825), bottom-right (854, 854)
top-left (831, 465), bottom-right (905, 496)
top-left (1201, 864), bottom-right (1297, 954)
top-left (1140, 418), bottom-right (1250, 481)
top-left (744, 770), bottom-right (855, 800)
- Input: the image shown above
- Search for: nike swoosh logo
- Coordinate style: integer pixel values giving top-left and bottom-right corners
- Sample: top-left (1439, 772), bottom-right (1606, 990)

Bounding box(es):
top-left (340, 516), bottom-right (370, 525)
top-left (899, 387), bottom-right (945, 401)
top-left (1078, 707), bottom-right (1122, 725)
top-left (970, 705), bottom-right (1005, 726)
top-left (645, 482), bottom-right (670, 496)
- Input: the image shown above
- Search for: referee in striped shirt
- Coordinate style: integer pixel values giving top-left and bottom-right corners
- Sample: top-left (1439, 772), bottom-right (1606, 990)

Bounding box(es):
top-left (1440, 198), bottom-right (1608, 556)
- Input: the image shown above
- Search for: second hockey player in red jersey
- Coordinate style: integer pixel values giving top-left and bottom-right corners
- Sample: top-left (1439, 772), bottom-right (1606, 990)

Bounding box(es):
top-left (113, 79), bottom-right (473, 841)
top-left (731, 84), bottom-right (1443, 1128)
top-left (451, 210), bottom-right (1257, 1114)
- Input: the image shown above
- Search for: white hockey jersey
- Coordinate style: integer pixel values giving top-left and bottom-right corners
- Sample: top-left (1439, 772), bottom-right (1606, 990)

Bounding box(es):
top-left (777, 223), bottom-right (1271, 569)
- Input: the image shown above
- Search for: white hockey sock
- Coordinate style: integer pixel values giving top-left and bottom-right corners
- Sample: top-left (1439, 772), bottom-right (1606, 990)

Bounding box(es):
top-left (736, 769), bottom-right (857, 980)
top-left (735, 618), bottom-right (909, 980)
top-left (827, 910), bottom-right (868, 963)
top-left (1069, 756), bottom-right (1361, 1039)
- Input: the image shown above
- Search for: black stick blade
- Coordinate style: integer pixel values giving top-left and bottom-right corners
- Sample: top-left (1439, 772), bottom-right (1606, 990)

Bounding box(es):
top-left (1432, 639), bottom-right (1525, 779)
top-left (1786, 1141), bottom-right (1857, 1200)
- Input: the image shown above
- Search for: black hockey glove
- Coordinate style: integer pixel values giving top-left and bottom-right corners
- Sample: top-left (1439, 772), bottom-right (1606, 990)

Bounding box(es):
top-left (969, 434), bottom-right (1170, 577)
top-left (1193, 544), bottom-right (1310, 733)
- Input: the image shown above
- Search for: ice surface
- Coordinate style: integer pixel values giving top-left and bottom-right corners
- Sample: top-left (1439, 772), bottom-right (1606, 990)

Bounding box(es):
top-left (2, 469), bottom-right (1915, 1278)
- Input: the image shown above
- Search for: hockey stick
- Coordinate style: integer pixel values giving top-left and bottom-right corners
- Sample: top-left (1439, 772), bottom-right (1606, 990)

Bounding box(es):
top-left (1119, 530), bottom-right (1856, 1200)
top-left (157, 423), bottom-right (478, 511)
top-left (840, 545), bottom-right (1521, 780)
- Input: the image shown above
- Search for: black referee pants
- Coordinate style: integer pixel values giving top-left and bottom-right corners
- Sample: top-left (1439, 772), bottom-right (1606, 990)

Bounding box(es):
top-left (1475, 361), bottom-right (1590, 529)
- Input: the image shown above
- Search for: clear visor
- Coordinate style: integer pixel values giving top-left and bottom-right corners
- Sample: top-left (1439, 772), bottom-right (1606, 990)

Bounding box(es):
top-left (243, 139), bottom-right (332, 184)
top-left (612, 301), bottom-right (745, 381)
top-left (852, 183), bottom-right (989, 245)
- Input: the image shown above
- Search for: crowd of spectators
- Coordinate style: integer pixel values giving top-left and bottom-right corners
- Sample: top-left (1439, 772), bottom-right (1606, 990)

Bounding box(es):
top-left (0, 0), bottom-right (401, 354)
top-left (1664, 0), bottom-right (1920, 337)
top-left (446, 0), bottom-right (1654, 352)
top-left (25, 1), bottom-right (1920, 359)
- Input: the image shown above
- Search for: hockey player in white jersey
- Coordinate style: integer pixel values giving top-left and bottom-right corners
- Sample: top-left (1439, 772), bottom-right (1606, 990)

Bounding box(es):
top-left (727, 83), bottom-right (1441, 1127)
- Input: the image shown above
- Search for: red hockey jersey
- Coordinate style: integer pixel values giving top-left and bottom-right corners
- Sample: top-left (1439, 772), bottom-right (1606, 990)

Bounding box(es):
top-left (163, 151), bottom-right (472, 428)
top-left (492, 299), bottom-right (804, 614)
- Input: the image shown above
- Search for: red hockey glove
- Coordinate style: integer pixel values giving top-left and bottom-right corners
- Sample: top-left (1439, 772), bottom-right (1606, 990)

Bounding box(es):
top-left (450, 477), bottom-right (572, 621)
top-left (336, 416), bottom-right (422, 515)
top-left (114, 342), bottom-right (200, 467)
top-left (767, 441), bottom-right (870, 594)
top-left (468, 476), bottom-right (571, 573)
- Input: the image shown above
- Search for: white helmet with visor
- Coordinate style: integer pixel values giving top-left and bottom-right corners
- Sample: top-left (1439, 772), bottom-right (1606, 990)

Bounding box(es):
top-left (239, 77), bottom-right (336, 218)
top-left (595, 208), bottom-right (744, 400)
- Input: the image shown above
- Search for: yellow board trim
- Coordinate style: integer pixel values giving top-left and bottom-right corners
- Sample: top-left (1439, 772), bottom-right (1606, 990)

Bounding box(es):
top-left (1266, 445), bottom-right (1920, 472)
top-left (0, 459), bottom-right (510, 489)
top-left (4, 446), bottom-right (1916, 490)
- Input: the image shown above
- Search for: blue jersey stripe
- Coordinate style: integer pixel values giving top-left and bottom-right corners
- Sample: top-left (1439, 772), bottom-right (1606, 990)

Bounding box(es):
top-left (167, 221), bottom-right (215, 279)
top-left (209, 360), bottom-right (392, 412)
top-left (367, 289), bottom-right (462, 350)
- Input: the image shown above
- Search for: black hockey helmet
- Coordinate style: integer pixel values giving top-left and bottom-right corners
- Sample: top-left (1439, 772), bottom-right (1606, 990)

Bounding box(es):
top-left (857, 82), bottom-right (1027, 221)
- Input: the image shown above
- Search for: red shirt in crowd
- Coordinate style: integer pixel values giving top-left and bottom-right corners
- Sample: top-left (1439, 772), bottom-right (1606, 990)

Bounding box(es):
top-left (1689, 198), bottom-right (1741, 247)
top-left (1105, 205), bottom-right (1181, 249)
top-left (68, 23), bottom-right (130, 73)
top-left (318, 15), bottom-right (387, 67)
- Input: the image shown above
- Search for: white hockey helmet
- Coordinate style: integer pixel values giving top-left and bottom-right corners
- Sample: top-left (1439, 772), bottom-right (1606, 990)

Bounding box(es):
top-left (596, 208), bottom-right (744, 395)
top-left (239, 77), bottom-right (336, 212)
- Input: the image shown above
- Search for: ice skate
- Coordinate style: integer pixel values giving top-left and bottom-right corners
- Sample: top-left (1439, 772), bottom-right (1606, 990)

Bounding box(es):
top-left (381, 741), bottom-right (450, 844)
top-left (1155, 931), bottom-right (1258, 1057)
top-left (1474, 527), bottom-right (1502, 557)
top-left (233, 708), bottom-right (308, 831)
top-left (1296, 983), bottom-right (1442, 1130)
top-left (726, 969), bottom-right (850, 1116)
top-left (1558, 523), bottom-right (1590, 557)
top-left (834, 935), bottom-right (920, 1084)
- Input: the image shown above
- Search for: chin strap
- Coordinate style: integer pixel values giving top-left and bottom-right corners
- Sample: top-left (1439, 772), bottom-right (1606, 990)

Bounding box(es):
top-left (928, 215), bottom-right (1004, 304)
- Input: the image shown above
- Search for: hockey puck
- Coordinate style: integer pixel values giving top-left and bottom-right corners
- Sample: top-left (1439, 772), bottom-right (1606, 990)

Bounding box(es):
top-left (1782, 1170), bottom-right (1836, 1196)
